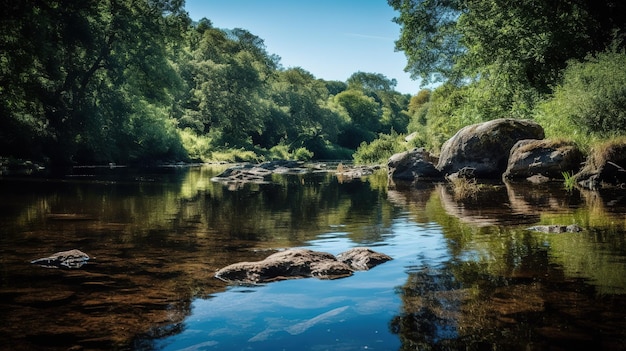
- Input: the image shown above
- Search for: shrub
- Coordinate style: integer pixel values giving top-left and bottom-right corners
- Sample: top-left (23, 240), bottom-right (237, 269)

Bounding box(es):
top-left (353, 132), bottom-right (408, 164)
top-left (535, 51), bottom-right (626, 147)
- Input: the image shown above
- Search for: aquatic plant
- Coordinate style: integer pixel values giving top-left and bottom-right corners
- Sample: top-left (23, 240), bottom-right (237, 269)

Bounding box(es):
top-left (450, 176), bottom-right (480, 201)
top-left (562, 171), bottom-right (576, 191)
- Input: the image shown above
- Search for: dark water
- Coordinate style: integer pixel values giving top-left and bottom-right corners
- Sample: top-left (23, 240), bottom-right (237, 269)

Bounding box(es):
top-left (0, 165), bottom-right (625, 351)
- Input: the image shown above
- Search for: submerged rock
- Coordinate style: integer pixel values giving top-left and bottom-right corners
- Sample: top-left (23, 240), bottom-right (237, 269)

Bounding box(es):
top-left (211, 160), bottom-right (313, 185)
top-left (31, 249), bottom-right (90, 269)
top-left (526, 224), bottom-right (583, 233)
top-left (215, 247), bottom-right (392, 284)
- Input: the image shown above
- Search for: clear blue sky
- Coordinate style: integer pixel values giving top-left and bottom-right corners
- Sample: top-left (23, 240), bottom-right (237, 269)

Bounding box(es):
top-left (184, 0), bottom-right (421, 95)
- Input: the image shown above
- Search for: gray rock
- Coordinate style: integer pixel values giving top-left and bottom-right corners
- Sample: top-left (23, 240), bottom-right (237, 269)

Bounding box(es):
top-left (503, 139), bottom-right (583, 180)
top-left (31, 249), bottom-right (90, 269)
top-left (437, 118), bottom-right (545, 178)
top-left (388, 148), bottom-right (442, 181)
top-left (526, 224), bottom-right (583, 233)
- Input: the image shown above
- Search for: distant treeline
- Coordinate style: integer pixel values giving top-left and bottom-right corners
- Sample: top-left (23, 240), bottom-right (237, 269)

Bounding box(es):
top-left (2, 1), bottom-right (626, 167)
top-left (0, 1), bottom-right (411, 165)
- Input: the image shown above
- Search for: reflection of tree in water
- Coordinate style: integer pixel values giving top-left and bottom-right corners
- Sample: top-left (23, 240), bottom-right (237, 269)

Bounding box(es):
top-left (390, 267), bottom-right (464, 350)
top-left (391, 247), bottom-right (626, 351)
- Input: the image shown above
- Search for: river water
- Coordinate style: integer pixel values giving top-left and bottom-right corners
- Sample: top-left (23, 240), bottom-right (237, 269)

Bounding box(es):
top-left (0, 165), bottom-right (624, 350)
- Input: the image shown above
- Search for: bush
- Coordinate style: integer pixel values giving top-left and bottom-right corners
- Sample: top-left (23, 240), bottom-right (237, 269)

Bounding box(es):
top-left (180, 128), bottom-right (212, 161)
top-left (535, 51), bottom-right (626, 147)
top-left (268, 144), bottom-right (313, 161)
top-left (353, 132), bottom-right (409, 164)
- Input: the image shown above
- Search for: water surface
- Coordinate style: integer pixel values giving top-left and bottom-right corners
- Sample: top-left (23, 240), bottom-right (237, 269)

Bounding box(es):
top-left (0, 165), bottom-right (625, 350)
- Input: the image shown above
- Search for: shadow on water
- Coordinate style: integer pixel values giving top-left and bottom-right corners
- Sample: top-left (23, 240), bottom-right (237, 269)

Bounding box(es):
top-left (0, 166), bottom-right (625, 350)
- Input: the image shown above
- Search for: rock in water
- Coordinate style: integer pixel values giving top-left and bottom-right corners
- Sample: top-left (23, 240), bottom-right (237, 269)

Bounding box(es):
top-left (215, 248), bottom-right (392, 284)
top-left (337, 247), bottom-right (393, 271)
top-left (31, 249), bottom-right (90, 269)
top-left (526, 224), bottom-right (583, 233)
top-left (437, 118), bottom-right (545, 178)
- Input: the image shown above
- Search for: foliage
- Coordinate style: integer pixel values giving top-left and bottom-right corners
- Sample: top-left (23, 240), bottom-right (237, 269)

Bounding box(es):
top-left (389, 0), bottom-right (626, 157)
top-left (562, 171), bottom-right (575, 192)
top-left (268, 144), bottom-right (313, 161)
top-left (0, 0), bottom-right (190, 165)
top-left (353, 131), bottom-right (409, 164)
top-left (535, 51), bottom-right (626, 146)
top-left (179, 128), bottom-right (212, 162)
top-left (0, 3), bottom-right (411, 165)
top-left (390, 0), bottom-right (626, 90)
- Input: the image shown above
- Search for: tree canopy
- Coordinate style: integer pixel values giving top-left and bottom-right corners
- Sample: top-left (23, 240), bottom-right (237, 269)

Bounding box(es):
top-left (390, 0), bottom-right (626, 91)
top-left (0, 0), bottom-right (411, 165)
top-left (382, 0), bottom-right (626, 157)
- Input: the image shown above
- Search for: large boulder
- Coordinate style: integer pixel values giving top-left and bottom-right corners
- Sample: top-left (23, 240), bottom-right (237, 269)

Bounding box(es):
top-left (215, 248), bottom-right (391, 284)
top-left (503, 139), bottom-right (584, 180)
top-left (574, 141), bottom-right (626, 189)
top-left (436, 119), bottom-right (545, 178)
top-left (388, 148), bottom-right (442, 181)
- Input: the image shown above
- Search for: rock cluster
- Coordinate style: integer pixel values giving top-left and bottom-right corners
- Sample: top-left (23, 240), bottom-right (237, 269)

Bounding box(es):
top-left (215, 247), bottom-right (392, 284)
top-left (211, 160), bottom-right (312, 185)
top-left (388, 118), bottom-right (626, 189)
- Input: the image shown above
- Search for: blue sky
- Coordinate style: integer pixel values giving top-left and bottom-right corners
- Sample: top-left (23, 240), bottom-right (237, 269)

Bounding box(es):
top-left (184, 0), bottom-right (421, 95)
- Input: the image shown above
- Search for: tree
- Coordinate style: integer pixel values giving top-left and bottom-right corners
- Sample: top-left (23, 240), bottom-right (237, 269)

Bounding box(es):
top-left (334, 90), bottom-right (381, 149)
top-left (347, 71), bottom-right (398, 92)
top-left (389, 0), bottom-right (626, 92)
top-left (0, 0), bottom-right (190, 164)
top-left (388, 0), bottom-right (463, 85)
top-left (179, 24), bottom-right (278, 147)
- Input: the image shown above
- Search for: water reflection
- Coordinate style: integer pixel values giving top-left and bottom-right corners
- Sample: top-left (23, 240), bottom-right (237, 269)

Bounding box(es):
top-left (0, 166), bottom-right (625, 350)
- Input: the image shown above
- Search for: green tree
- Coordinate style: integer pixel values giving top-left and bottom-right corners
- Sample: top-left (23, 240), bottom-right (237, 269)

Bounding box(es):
top-left (347, 71), bottom-right (398, 92)
top-left (0, 0), bottom-right (190, 164)
top-left (334, 89), bottom-right (381, 149)
top-left (390, 0), bottom-right (626, 91)
top-left (179, 23), bottom-right (277, 147)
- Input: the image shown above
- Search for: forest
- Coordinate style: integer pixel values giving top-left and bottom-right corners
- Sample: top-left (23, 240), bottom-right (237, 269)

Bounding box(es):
top-left (1, 0), bottom-right (626, 166)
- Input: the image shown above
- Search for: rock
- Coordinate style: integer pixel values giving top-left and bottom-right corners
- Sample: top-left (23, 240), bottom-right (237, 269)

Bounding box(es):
top-left (526, 174), bottom-right (551, 184)
top-left (445, 166), bottom-right (476, 182)
top-left (31, 249), bottom-right (90, 269)
top-left (215, 249), bottom-right (352, 283)
top-left (503, 139), bottom-right (584, 180)
top-left (437, 118), bottom-right (545, 178)
top-left (215, 248), bottom-right (392, 284)
top-left (388, 148), bottom-right (442, 181)
top-left (336, 165), bottom-right (380, 180)
top-left (526, 224), bottom-right (583, 233)
top-left (574, 142), bottom-right (626, 189)
top-left (211, 160), bottom-right (315, 185)
top-left (336, 247), bottom-right (392, 271)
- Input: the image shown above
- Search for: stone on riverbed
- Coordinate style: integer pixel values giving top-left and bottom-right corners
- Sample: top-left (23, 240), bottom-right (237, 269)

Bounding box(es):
top-left (215, 248), bottom-right (392, 284)
top-left (526, 224), bottom-right (583, 233)
top-left (31, 249), bottom-right (90, 269)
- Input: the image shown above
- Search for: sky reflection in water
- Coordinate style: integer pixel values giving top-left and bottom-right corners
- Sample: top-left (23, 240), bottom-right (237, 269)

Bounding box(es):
top-left (155, 217), bottom-right (447, 351)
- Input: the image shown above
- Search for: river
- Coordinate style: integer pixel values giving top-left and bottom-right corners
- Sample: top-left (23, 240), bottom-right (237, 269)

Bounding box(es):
top-left (0, 164), bottom-right (624, 350)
